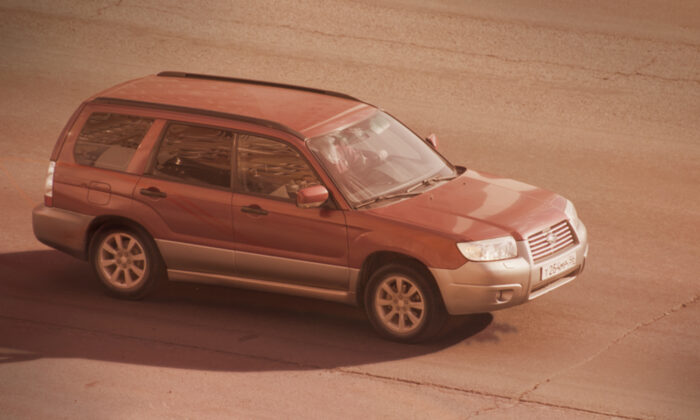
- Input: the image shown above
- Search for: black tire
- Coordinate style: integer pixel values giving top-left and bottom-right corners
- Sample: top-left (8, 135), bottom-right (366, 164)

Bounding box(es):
top-left (364, 263), bottom-right (447, 343)
top-left (90, 227), bottom-right (164, 300)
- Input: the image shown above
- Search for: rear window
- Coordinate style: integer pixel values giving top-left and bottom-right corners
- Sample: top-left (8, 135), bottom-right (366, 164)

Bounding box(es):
top-left (74, 112), bottom-right (153, 171)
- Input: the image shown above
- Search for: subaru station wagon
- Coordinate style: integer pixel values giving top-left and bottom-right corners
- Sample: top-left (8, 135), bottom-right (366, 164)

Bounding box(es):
top-left (33, 72), bottom-right (588, 342)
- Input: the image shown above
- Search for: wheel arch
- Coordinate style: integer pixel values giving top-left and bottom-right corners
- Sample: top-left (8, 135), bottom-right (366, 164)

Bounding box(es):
top-left (85, 215), bottom-right (158, 259)
top-left (355, 251), bottom-right (441, 308)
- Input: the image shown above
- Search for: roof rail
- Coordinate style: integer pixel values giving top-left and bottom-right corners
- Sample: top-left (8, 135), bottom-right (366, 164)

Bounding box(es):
top-left (157, 71), bottom-right (364, 103)
top-left (91, 97), bottom-right (305, 139)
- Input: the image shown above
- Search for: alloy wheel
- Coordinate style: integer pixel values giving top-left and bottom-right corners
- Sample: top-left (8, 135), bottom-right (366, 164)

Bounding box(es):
top-left (97, 232), bottom-right (148, 289)
top-left (373, 275), bottom-right (426, 334)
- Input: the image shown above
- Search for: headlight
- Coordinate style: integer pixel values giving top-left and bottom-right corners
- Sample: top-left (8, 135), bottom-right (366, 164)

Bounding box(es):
top-left (457, 236), bottom-right (517, 261)
top-left (564, 199), bottom-right (578, 221)
top-left (564, 199), bottom-right (584, 232)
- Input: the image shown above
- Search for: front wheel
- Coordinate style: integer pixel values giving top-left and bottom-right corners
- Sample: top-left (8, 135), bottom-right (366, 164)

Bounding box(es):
top-left (90, 228), bottom-right (164, 299)
top-left (365, 263), bottom-right (447, 343)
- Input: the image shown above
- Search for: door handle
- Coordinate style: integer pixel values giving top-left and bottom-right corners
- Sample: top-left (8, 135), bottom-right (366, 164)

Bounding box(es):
top-left (241, 205), bottom-right (268, 216)
top-left (140, 187), bottom-right (167, 198)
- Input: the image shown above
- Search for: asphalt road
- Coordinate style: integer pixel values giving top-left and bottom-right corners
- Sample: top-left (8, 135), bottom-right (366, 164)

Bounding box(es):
top-left (1, 1), bottom-right (699, 419)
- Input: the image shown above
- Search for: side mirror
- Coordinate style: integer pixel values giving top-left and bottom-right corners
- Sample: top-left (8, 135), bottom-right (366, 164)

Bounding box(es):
top-left (296, 185), bottom-right (329, 209)
top-left (426, 133), bottom-right (439, 149)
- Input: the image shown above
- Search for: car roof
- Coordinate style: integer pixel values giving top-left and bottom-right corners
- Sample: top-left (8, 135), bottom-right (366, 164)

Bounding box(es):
top-left (91, 72), bottom-right (376, 139)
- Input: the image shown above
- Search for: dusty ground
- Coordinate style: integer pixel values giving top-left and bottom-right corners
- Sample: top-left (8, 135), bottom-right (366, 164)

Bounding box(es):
top-left (0, 1), bottom-right (699, 419)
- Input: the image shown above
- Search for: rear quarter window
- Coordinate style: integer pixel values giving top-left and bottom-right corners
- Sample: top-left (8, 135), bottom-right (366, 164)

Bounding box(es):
top-left (74, 112), bottom-right (153, 171)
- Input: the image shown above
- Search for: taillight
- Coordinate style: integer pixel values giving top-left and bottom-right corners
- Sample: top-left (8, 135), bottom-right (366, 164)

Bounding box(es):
top-left (44, 161), bottom-right (56, 207)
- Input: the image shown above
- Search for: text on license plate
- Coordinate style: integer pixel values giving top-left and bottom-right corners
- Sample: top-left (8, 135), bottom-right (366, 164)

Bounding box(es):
top-left (541, 251), bottom-right (577, 281)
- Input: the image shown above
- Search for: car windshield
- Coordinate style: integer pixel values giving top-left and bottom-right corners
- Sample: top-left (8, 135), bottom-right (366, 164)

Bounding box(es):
top-left (307, 111), bottom-right (455, 208)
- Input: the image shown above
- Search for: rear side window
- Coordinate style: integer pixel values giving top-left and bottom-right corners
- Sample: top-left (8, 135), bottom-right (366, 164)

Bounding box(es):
top-left (74, 112), bottom-right (153, 171)
top-left (150, 123), bottom-right (232, 189)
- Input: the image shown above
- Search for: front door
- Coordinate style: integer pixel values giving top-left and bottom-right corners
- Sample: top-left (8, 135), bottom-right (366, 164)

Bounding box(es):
top-left (232, 133), bottom-right (348, 290)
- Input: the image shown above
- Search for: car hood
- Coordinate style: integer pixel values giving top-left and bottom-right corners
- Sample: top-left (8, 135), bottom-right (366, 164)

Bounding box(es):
top-left (366, 169), bottom-right (568, 241)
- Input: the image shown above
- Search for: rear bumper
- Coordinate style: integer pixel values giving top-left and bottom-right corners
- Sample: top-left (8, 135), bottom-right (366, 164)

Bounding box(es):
top-left (32, 205), bottom-right (94, 260)
top-left (430, 220), bottom-right (589, 315)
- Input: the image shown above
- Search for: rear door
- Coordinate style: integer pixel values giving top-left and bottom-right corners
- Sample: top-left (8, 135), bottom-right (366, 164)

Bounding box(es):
top-left (133, 122), bottom-right (235, 275)
top-left (232, 133), bottom-right (349, 290)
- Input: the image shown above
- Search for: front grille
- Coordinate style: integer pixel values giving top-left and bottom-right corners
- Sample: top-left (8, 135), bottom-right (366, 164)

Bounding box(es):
top-left (528, 220), bottom-right (575, 262)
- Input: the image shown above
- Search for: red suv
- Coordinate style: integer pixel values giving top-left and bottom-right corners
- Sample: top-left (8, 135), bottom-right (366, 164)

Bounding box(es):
top-left (33, 72), bottom-right (588, 342)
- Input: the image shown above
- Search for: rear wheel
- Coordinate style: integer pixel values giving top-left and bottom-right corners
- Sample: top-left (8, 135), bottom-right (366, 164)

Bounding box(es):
top-left (365, 263), bottom-right (446, 342)
top-left (90, 228), bottom-right (163, 299)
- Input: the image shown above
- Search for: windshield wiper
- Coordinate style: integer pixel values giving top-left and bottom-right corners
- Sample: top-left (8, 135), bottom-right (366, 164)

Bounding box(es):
top-left (405, 174), bottom-right (458, 193)
top-left (355, 173), bottom-right (458, 209)
top-left (355, 191), bottom-right (422, 209)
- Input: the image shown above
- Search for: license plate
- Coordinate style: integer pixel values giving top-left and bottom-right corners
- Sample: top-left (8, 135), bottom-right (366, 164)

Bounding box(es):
top-left (541, 251), bottom-right (577, 281)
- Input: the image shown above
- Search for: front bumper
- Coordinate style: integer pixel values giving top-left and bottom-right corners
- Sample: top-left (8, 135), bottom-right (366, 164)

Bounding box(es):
top-left (32, 205), bottom-right (95, 260)
top-left (430, 220), bottom-right (589, 315)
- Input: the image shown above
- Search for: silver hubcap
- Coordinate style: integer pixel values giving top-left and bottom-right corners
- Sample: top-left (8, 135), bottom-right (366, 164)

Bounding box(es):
top-left (374, 275), bottom-right (426, 334)
top-left (98, 233), bottom-right (147, 289)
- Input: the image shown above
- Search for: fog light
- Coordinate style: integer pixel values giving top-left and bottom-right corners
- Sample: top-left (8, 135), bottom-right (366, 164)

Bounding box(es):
top-left (497, 289), bottom-right (514, 303)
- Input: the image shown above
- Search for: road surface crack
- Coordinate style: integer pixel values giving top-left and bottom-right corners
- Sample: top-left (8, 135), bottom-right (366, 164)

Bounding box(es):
top-left (518, 294), bottom-right (700, 402)
top-left (258, 22), bottom-right (700, 85)
top-left (464, 398), bottom-right (510, 419)
top-left (334, 368), bottom-right (642, 419)
top-left (16, 3), bottom-right (697, 86)
top-left (2, 311), bottom-right (648, 419)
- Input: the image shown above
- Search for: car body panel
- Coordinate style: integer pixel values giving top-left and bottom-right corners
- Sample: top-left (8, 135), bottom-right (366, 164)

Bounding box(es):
top-left (52, 162), bottom-right (141, 219)
top-left (367, 169), bottom-right (567, 243)
top-left (232, 192), bottom-right (350, 289)
top-left (32, 205), bottom-right (95, 259)
top-left (344, 210), bottom-right (465, 270)
top-left (133, 176), bottom-right (234, 250)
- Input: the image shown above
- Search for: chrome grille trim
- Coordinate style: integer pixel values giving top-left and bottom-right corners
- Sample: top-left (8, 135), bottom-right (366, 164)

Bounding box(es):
top-left (528, 220), bottom-right (576, 261)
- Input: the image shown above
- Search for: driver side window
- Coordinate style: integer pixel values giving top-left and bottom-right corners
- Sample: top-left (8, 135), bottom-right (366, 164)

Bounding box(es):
top-left (236, 135), bottom-right (319, 201)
